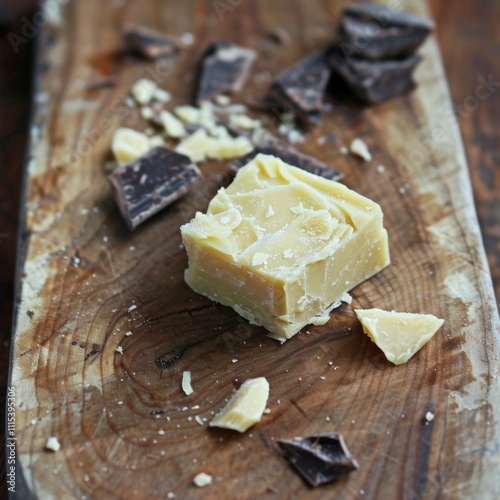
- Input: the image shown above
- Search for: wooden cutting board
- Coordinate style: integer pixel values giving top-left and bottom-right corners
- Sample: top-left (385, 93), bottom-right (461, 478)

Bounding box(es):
top-left (9, 0), bottom-right (500, 498)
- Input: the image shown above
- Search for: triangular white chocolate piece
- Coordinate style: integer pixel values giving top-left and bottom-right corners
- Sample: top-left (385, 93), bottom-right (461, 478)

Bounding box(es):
top-left (355, 308), bottom-right (444, 365)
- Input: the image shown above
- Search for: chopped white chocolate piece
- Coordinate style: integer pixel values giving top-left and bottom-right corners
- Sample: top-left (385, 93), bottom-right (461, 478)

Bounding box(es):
top-left (229, 114), bottom-right (261, 130)
top-left (174, 105), bottom-right (201, 124)
top-left (111, 128), bottom-right (150, 165)
top-left (425, 411), bottom-right (435, 422)
top-left (45, 437), bottom-right (61, 452)
top-left (209, 377), bottom-right (269, 432)
top-left (206, 135), bottom-right (253, 160)
top-left (181, 154), bottom-right (390, 339)
top-left (160, 110), bottom-right (187, 138)
top-left (265, 205), bottom-right (275, 218)
top-left (350, 138), bottom-right (372, 161)
top-left (193, 472), bottom-right (212, 487)
top-left (140, 106), bottom-right (154, 120)
top-left (131, 78), bottom-right (157, 105)
top-left (208, 124), bottom-right (231, 139)
top-left (148, 135), bottom-right (165, 148)
top-left (175, 129), bottom-right (211, 162)
top-left (152, 88), bottom-right (171, 103)
top-left (355, 308), bottom-right (444, 365)
top-left (182, 370), bottom-right (194, 395)
top-left (176, 129), bottom-right (253, 162)
top-left (174, 102), bottom-right (217, 130)
top-left (214, 94), bottom-right (231, 106)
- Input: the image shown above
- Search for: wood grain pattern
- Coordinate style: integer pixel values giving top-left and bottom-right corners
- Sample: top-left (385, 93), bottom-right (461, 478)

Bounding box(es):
top-left (8, 0), bottom-right (500, 499)
top-left (430, 0), bottom-right (500, 305)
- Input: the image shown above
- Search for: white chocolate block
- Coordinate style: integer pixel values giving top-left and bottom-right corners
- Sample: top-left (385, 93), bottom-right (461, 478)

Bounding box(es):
top-left (181, 154), bottom-right (390, 339)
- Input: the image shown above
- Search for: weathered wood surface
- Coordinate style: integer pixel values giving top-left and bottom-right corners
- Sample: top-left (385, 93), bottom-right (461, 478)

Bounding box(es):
top-left (8, 0), bottom-right (500, 499)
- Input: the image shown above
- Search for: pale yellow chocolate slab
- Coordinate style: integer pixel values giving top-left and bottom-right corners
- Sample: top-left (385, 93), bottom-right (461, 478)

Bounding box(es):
top-left (209, 377), bottom-right (269, 432)
top-left (355, 308), bottom-right (445, 365)
top-left (181, 154), bottom-right (390, 339)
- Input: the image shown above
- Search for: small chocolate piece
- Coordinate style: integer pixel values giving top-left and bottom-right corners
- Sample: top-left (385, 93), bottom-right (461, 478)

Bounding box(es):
top-left (329, 48), bottom-right (421, 104)
top-left (197, 40), bottom-right (257, 104)
top-left (278, 433), bottom-right (359, 487)
top-left (268, 49), bottom-right (332, 125)
top-left (109, 147), bottom-right (201, 230)
top-left (229, 138), bottom-right (343, 182)
top-left (339, 4), bottom-right (434, 60)
top-left (124, 24), bottom-right (181, 59)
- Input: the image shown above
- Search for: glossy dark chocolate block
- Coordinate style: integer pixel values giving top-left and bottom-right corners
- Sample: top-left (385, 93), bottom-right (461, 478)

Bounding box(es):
top-left (230, 138), bottom-right (343, 181)
top-left (339, 3), bottom-right (434, 60)
top-left (269, 49), bottom-right (332, 125)
top-left (329, 48), bottom-right (421, 104)
top-left (197, 40), bottom-right (256, 104)
top-left (109, 147), bottom-right (201, 230)
top-left (124, 24), bottom-right (181, 59)
top-left (278, 433), bottom-right (359, 487)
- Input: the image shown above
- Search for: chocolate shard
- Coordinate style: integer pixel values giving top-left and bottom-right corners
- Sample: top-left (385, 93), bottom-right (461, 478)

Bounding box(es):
top-left (109, 147), bottom-right (201, 230)
top-left (124, 24), bottom-right (181, 59)
top-left (328, 48), bottom-right (421, 104)
top-left (278, 433), bottom-right (359, 488)
top-left (197, 40), bottom-right (257, 104)
top-left (339, 3), bottom-right (434, 60)
top-left (229, 137), bottom-right (343, 182)
top-left (268, 49), bottom-right (332, 125)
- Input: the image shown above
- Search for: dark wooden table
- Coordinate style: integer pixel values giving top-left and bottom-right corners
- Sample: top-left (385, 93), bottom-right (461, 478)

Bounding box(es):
top-left (1, 1), bottom-right (498, 497)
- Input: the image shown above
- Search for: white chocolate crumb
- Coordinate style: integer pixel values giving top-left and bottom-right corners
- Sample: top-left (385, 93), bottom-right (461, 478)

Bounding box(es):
top-left (350, 138), bottom-right (372, 161)
top-left (131, 78), bottom-right (157, 105)
top-left (229, 114), bottom-right (261, 130)
top-left (111, 128), bottom-right (149, 165)
top-left (127, 304), bottom-right (137, 313)
top-left (265, 205), bottom-right (275, 218)
top-left (195, 415), bottom-right (204, 426)
top-left (214, 94), bottom-right (231, 106)
top-left (252, 253), bottom-right (269, 266)
top-left (287, 129), bottom-right (304, 144)
top-left (193, 472), bottom-right (212, 487)
top-left (181, 32), bottom-right (195, 45)
top-left (153, 88), bottom-right (171, 103)
top-left (149, 135), bottom-right (164, 148)
top-left (45, 437), bottom-right (61, 452)
top-left (115, 346), bottom-right (124, 354)
top-left (182, 371), bottom-right (194, 396)
top-left (158, 429), bottom-right (165, 435)
top-left (377, 164), bottom-right (386, 173)
top-left (125, 331), bottom-right (133, 337)
top-left (160, 110), bottom-right (187, 138)
top-left (140, 106), bottom-right (154, 120)
top-left (340, 146), bottom-right (349, 155)
top-left (425, 411), bottom-right (435, 422)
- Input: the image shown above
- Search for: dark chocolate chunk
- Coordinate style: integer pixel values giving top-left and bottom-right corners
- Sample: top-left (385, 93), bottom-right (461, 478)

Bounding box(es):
top-left (229, 138), bottom-right (343, 182)
top-left (109, 147), bottom-right (201, 230)
top-left (268, 49), bottom-right (332, 125)
top-left (197, 40), bottom-right (257, 104)
top-left (339, 4), bottom-right (434, 60)
top-left (278, 433), bottom-right (359, 487)
top-left (124, 24), bottom-right (181, 59)
top-left (329, 48), bottom-right (421, 104)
